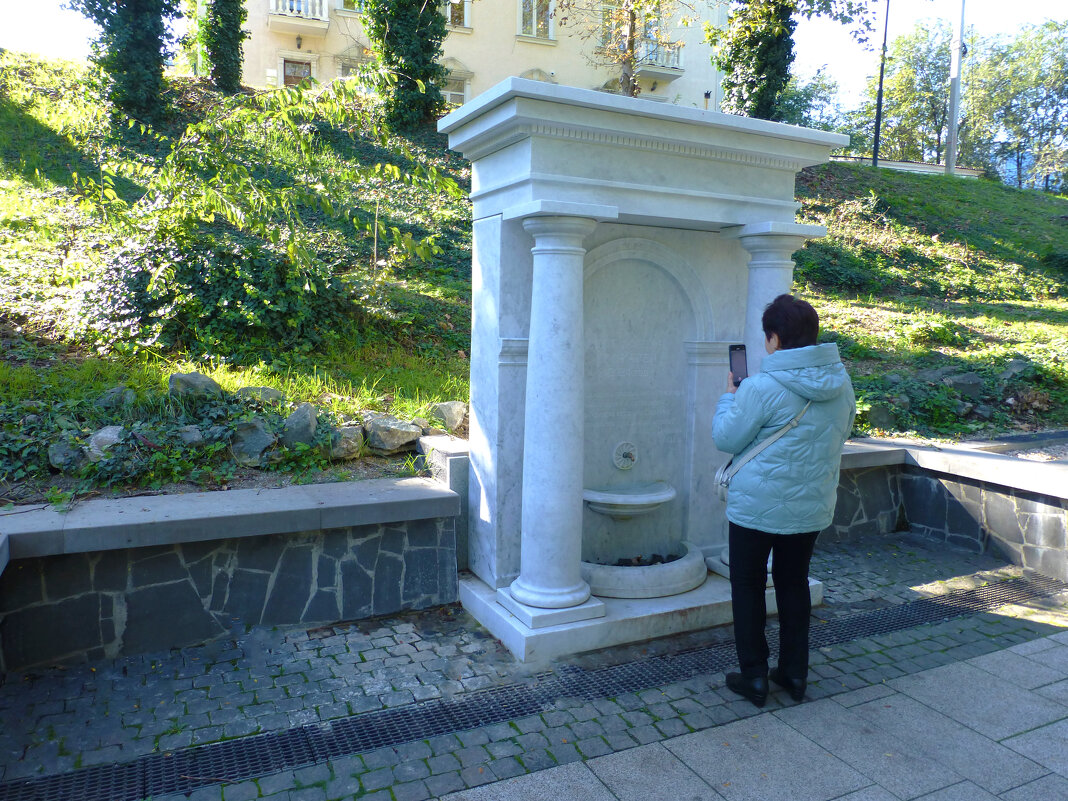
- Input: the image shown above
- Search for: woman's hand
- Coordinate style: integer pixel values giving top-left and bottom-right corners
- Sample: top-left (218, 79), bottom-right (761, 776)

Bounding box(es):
top-left (726, 372), bottom-right (739, 394)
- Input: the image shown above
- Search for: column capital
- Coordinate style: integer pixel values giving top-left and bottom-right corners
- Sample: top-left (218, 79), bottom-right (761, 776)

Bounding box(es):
top-left (729, 222), bottom-right (825, 259)
top-left (521, 214), bottom-right (599, 242)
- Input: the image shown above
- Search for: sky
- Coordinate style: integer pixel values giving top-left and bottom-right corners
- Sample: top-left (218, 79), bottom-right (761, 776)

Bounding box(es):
top-left (793, 0), bottom-right (1067, 107)
top-left (0, 0), bottom-right (1064, 109)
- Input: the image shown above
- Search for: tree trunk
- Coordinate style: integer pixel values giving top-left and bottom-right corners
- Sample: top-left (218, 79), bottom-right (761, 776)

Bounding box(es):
top-left (620, 9), bottom-right (638, 97)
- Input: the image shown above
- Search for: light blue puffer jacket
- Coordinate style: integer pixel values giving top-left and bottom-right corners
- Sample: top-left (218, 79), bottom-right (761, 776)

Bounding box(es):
top-left (713, 343), bottom-right (856, 535)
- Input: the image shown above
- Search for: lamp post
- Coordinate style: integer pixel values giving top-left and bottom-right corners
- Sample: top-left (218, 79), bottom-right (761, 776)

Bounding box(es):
top-left (945, 0), bottom-right (966, 175)
top-left (872, 0), bottom-right (891, 169)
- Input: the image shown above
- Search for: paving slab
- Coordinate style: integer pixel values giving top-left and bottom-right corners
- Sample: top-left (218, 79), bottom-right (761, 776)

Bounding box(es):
top-left (1021, 642), bottom-right (1068, 674)
top-left (665, 712), bottom-right (869, 801)
top-left (1034, 679), bottom-right (1068, 708)
top-left (965, 649), bottom-right (1066, 689)
top-left (1008, 638), bottom-right (1060, 656)
top-left (775, 697), bottom-right (961, 799)
top-left (438, 761), bottom-right (616, 801)
top-left (831, 789), bottom-right (898, 801)
top-left (849, 694), bottom-right (1047, 795)
top-left (998, 773), bottom-right (1068, 801)
top-left (888, 663), bottom-right (1068, 740)
top-left (1003, 718), bottom-right (1068, 777)
top-left (586, 742), bottom-right (722, 801)
top-left (911, 780), bottom-right (1000, 801)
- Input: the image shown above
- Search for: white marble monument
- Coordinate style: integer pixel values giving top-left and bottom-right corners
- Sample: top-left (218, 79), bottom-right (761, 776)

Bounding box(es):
top-left (439, 79), bottom-right (848, 662)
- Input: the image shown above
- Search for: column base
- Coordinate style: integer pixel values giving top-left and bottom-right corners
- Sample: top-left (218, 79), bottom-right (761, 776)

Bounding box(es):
top-left (497, 587), bottom-right (606, 629)
top-left (461, 572), bottom-right (824, 663)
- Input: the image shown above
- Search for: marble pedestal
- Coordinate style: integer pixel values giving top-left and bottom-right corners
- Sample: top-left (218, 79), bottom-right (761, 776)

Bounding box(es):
top-left (460, 571), bottom-right (824, 665)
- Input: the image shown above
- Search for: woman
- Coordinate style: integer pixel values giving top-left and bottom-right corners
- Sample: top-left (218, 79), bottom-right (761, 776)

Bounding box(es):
top-left (713, 294), bottom-right (855, 707)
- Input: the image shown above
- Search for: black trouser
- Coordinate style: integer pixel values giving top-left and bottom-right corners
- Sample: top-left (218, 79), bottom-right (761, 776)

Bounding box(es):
top-left (729, 522), bottom-right (820, 680)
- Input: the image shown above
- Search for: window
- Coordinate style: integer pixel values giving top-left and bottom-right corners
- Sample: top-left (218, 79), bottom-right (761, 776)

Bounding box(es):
top-left (441, 0), bottom-right (470, 27)
top-left (284, 59), bottom-right (312, 86)
top-left (441, 75), bottom-right (468, 106)
top-left (519, 0), bottom-right (552, 39)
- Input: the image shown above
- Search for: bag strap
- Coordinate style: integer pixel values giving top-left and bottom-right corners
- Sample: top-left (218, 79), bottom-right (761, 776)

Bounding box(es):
top-left (721, 400), bottom-right (811, 484)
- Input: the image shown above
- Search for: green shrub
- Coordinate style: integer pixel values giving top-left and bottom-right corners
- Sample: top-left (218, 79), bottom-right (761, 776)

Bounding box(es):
top-left (83, 232), bottom-right (359, 364)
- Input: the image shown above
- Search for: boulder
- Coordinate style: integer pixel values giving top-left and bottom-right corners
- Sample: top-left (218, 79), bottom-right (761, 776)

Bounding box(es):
top-left (429, 401), bottom-right (467, 433)
top-left (87, 426), bottom-right (125, 462)
top-left (329, 425), bottom-right (366, 460)
top-left (95, 385), bottom-right (136, 410)
top-left (231, 418), bottom-right (276, 467)
top-left (999, 359), bottom-right (1032, 381)
top-left (915, 367), bottom-right (950, 383)
top-left (178, 425), bottom-right (205, 447)
top-left (365, 416), bottom-right (422, 455)
top-left (974, 404), bottom-right (995, 420)
top-left (236, 386), bottom-right (284, 405)
top-left (884, 374), bottom-right (905, 386)
top-left (48, 440), bottom-right (86, 474)
top-left (282, 403), bottom-right (318, 450)
top-left (942, 372), bottom-right (984, 399)
top-left (865, 404), bottom-right (897, 430)
top-left (169, 372), bottom-right (224, 399)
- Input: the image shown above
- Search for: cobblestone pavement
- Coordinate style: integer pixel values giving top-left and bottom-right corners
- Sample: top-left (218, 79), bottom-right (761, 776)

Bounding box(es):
top-left (1, 530), bottom-right (1066, 801)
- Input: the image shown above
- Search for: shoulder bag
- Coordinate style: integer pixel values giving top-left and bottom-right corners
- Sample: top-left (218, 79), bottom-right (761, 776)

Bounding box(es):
top-left (715, 401), bottom-right (811, 502)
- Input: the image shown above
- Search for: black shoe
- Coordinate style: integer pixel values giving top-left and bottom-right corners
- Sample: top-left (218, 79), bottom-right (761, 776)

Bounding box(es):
top-left (726, 672), bottom-right (768, 708)
top-left (769, 667), bottom-right (806, 702)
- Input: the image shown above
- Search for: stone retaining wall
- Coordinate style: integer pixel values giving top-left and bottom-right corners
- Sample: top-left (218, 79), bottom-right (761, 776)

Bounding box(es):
top-left (0, 518), bottom-right (456, 672)
top-left (900, 465), bottom-right (1067, 579)
top-left (820, 459), bottom-right (1067, 586)
top-left (822, 465), bottom-right (905, 542)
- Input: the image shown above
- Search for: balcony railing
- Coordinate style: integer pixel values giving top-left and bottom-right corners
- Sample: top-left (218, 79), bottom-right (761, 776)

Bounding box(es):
top-left (634, 38), bottom-right (682, 70)
top-left (269, 0), bottom-right (330, 22)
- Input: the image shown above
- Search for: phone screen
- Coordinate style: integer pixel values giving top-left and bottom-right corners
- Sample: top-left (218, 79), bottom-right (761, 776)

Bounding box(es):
top-left (729, 345), bottom-right (748, 386)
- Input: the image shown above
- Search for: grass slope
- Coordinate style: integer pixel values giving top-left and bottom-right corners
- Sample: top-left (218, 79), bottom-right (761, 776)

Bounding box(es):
top-left (0, 53), bottom-right (1066, 499)
top-left (795, 162), bottom-right (1068, 437)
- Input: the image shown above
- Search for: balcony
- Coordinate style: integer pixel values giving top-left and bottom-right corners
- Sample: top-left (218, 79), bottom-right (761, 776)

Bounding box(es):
top-left (267, 0), bottom-right (331, 36)
top-left (633, 39), bottom-right (683, 82)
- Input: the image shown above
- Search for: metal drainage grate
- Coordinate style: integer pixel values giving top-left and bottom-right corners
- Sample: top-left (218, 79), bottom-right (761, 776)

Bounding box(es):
top-left (1, 572), bottom-right (1064, 801)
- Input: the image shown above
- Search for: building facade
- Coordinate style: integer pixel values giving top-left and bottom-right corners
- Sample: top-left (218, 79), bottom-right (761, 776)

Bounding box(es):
top-left (242, 0), bottom-right (729, 110)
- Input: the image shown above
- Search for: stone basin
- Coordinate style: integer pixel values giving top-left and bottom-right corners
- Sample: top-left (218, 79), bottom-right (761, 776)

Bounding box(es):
top-left (582, 481), bottom-right (677, 521)
top-left (581, 540), bottom-right (708, 599)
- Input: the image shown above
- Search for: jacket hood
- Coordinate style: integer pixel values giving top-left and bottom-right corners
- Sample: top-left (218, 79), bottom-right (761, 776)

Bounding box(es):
top-left (761, 343), bottom-right (851, 402)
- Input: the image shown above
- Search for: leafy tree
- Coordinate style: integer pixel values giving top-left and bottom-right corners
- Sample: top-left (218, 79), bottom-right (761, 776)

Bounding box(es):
top-left (775, 68), bottom-right (842, 129)
top-left (969, 23), bottom-right (1068, 191)
top-left (68, 0), bottom-right (181, 121)
top-left (856, 20), bottom-right (953, 164)
top-left (360, 0), bottom-right (448, 130)
top-left (705, 0), bottom-right (870, 121)
top-left (201, 0), bottom-right (248, 92)
top-left (555, 0), bottom-right (695, 97)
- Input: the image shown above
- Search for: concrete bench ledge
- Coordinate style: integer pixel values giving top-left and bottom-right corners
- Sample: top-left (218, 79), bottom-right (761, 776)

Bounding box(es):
top-left (0, 477), bottom-right (459, 562)
top-left (904, 446), bottom-right (1067, 500)
top-left (843, 436), bottom-right (1067, 501)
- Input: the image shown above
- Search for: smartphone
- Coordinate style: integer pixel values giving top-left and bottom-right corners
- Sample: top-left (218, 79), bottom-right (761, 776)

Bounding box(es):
top-left (729, 344), bottom-right (748, 387)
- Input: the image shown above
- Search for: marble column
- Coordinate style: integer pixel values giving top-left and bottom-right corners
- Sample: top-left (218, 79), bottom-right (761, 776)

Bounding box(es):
top-left (505, 215), bottom-right (598, 614)
top-left (735, 223), bottom-right (825, 373)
